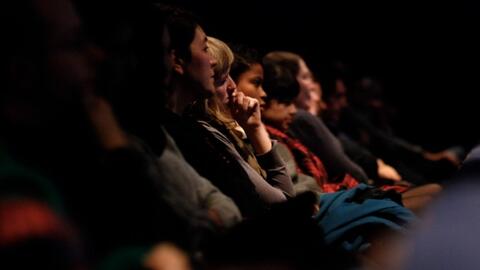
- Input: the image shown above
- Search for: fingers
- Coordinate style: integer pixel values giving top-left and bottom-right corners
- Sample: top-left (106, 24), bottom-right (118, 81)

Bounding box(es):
top-left (245, 97), bottom-right (259, 114)
top-left (236, 94), bottom-right (258, 113)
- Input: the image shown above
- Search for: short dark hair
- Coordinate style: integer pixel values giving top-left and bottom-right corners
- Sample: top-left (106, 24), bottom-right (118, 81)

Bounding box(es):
top-left (162, 5), bottom-right (200, 62)
top-left (230, 44), bottom-right (261, 82)
top-left (77, 1), bottom-right (170, 149)
top-left (262, 52), bottom-right (300, 104)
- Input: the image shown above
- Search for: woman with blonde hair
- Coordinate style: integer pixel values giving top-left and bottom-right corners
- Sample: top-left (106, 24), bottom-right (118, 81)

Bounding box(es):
top-left (182, 37), bottom-right (294, 217)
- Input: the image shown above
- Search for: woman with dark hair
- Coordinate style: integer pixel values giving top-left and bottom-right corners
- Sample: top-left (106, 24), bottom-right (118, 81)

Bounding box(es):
top-left (261, 51), bottom-right (444, 211)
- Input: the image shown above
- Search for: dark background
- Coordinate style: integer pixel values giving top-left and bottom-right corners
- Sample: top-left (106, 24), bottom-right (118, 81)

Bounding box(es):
top-left (167, 0), bottom-right (479, 151)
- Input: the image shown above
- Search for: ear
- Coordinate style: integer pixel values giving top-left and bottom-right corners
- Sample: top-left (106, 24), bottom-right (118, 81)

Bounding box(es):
top-left (171, 49), bottom-right (185, 75)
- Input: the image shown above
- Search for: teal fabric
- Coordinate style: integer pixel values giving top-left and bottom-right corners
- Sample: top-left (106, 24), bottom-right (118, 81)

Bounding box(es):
top-left (315, 184), bottom-right (415, 252)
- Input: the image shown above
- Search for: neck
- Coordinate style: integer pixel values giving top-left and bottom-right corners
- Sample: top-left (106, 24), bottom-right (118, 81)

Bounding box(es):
top-left (168, 82), bottom-right (198, 115)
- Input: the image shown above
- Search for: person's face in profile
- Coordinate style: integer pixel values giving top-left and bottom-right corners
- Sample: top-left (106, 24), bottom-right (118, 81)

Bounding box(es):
top-left (236, 63), bottom-right (267, 110)
top-left (181, 26), bottom-right (217, 97)
top-left (262, 99), bottom-right (297, 131)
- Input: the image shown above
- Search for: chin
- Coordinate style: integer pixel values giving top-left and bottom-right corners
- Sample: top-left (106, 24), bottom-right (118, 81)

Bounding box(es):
top-left (201, 89), bottom-right (215, 98)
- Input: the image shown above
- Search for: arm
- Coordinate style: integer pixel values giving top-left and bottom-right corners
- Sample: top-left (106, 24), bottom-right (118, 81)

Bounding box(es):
top-left (256, 141), bottom-right (295, 198)
top-left (195, 175), bottom-right (242, 228)
top-left (289, 110), bottom-right (369, 182)
top-left (229, 91), bottom-right (271, 155)
top-left (228, 92), bottom-right (294, 197)
top-left (198, 121), bottom-right (288, 204)
top-left (275, 142), bottom-right (322, 195)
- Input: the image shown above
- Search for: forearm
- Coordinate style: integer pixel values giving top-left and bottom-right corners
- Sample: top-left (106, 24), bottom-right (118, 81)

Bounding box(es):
top-left (244, 123), bottom-right (272, 155)
top-left (197, 176), bottom-right (242, 228)
top-left (256, 142), bottom-right (295, 198)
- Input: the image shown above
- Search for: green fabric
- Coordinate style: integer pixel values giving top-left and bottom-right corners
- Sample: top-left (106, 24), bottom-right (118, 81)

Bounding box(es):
top-left (0, 146), bottom-right (64, 213)
top-left (97, 246), bottom-right (150, 270)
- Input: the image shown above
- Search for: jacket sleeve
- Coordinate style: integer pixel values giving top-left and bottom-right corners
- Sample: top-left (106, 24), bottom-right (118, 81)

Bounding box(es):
top-left (199, 121), bottom-right (289, 205)
top-left (289, 109), bottom-right (369, 183)
top-left (194, 175), bottom-right (242, 228)
top-left (256, 141), bottom-right (295, 198)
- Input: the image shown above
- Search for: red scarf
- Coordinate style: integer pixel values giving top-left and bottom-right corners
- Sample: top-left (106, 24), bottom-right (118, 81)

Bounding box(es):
top-left (266, 125), bottom-right (359, 193)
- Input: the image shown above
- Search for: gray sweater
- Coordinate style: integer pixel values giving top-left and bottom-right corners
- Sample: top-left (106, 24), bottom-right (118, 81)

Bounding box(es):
top-left (153, 129), bottom-right (242, 229)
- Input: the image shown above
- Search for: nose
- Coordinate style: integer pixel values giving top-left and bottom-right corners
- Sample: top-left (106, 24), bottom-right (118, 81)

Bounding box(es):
top-left (226, 75), bottom-right (237, 93)
top-left (227, 75), bottom-right (236, 86)
top-left (310, 89), bottom-right (320, 102)
top-left (288, 103), bottom-right (297, 116)
top-left (259, 86), bottom-right (267, 99)
top-left (258, 86), bottom-right (267, 104)
top-left (209, 55), bottom-right (217, 68)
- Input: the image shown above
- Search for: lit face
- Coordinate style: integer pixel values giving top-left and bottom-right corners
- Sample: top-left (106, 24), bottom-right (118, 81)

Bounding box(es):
top-left (183, 26), bottom-right (217, 97)
top-left (310, 81), bottom-right (328, 116)
top-left (262, 100), bottom-right (297, 131)
top-left (236, 63), bottom-right (267, 109)
top-left (295, 59), bottom-right (319, 112)
top-left (214, 73), bottom-right (236, 104)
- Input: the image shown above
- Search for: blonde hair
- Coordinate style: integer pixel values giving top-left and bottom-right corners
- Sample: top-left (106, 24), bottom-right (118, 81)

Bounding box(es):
top-left (202, 36), bottom-right (238, 132)
top-left (207, 36), bottom-right (234, 82)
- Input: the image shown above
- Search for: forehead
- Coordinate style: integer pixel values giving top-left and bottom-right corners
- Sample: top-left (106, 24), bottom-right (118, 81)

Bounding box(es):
top-left (241, 63), bottom-right (263, 79)
top-left (249, 63), bottom-right (263, 75)
top-left (191, 26), bottom-right (207, 45)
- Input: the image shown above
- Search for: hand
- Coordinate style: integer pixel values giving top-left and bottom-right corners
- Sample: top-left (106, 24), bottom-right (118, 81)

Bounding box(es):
top-left (144, 243), bottom-right (191, 270)
top-left (424, 150), bottom-right (461, 167)
top-left (377, 159), bottom-right (402, 181)
top-left (229, 91), bottom-right (262, 132)
top-left (207, 209), bottom-right (224, 228)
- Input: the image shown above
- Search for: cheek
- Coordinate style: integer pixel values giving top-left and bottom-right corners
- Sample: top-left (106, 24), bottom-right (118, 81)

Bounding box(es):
top-left (245, 85), bottom-right (258, 98)
top-left (281, 111), bottom-right (290, 121)
top-left (215, 85), bottom-right (227, 96)
top-left (266, 107), bottom-right (283, 123)
top-left (200, 53), bottom-right (212, 68)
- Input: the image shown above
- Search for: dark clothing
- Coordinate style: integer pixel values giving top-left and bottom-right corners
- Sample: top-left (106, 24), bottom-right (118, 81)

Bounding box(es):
top-left (288, 109), bottom-right (369, 183)
top-left (163, 110), bottom-right (269, 218)
top-left (337, 133), bottom-right (379, 180)
top-left (338, 107), bottom-right (451, 182)
top-left (1, 138), bottom-right (199, 264)
top-left (152, 129), bottom-right (241, 229)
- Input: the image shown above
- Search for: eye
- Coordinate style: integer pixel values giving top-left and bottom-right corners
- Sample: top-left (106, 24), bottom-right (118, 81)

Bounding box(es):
top-left (251, 78), bottom-right (263, 87)
top-left (218, 78), bottom-right (227, 86)
top-left (203, 46), bottom-right (209, 52)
